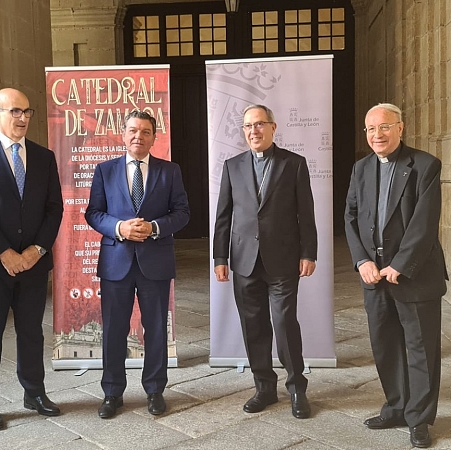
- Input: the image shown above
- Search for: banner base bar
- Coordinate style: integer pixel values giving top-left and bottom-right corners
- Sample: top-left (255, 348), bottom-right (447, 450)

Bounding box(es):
top-left (209, 357), bottom-right (337, 368)
top-left (52, 357), bottom-right (178, 371)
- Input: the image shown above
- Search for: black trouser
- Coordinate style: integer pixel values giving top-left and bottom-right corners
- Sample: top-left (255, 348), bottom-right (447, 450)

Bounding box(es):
top-left (364, 280), bottom-right (441, 427)
top-left (233, 255), bottom-right (307, 394)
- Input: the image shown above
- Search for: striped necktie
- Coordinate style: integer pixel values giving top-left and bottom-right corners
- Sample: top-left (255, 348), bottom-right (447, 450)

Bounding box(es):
top-left (11, 143), bottom-right (25, 198)
top-left (131, 160), bottom-right (144, 211)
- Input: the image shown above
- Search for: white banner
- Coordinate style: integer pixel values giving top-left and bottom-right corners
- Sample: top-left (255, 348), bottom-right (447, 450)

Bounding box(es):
top-left (207, 56), bottom-right (335, 368)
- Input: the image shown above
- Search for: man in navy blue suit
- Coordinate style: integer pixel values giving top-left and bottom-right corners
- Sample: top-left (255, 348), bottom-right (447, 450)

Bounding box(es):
top-left (85, 110), bottom-right (189, 419)
top-left (0, 88), bottom-right (63, 429)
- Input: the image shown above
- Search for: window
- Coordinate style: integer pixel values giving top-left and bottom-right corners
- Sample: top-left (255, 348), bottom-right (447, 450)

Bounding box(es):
top-left (318, 8), bottom-right (345, 51)
top-left (167, 14), bottom-right (194, 56)
top-left (133, 16), bottom-right (160, 57)
top-left (285, 10), bottom-right (311, 52)
top-left (200, 13), bottom-right (227, 55)
top-left (252, 11), bottom-right (278, 54)
top-left (128, 5), bottom-right (348, 59)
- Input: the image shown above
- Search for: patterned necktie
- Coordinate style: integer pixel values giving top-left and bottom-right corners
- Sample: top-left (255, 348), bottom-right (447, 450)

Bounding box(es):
top-left (131, 160), bottom-right (144, 211)
top-left (11, 143), bottom-right (25, 198)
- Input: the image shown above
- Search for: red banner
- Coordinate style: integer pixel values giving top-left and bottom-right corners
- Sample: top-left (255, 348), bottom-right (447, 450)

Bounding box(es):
top-left (45, 66), bottom-right (175, 368)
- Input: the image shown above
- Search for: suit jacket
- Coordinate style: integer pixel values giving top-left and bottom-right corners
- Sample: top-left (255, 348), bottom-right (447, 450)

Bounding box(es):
top-left (344, 142), bottom-right (447, 302)
top-left (85, 154), bottom-right (189, 281)
top-left (213, 145), bottom-right (317, 278)
top-left (0, 139), bottom-right (63, 279)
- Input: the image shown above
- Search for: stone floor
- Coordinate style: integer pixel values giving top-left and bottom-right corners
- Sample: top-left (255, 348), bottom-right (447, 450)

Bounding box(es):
top-left (1, 236), bottom-right (451, 449)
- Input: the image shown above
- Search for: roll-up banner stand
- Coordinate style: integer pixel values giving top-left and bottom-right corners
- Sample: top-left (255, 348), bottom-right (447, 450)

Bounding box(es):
top-left (45, 65), bottom-right (177, 370)
top-left (207, 56), bottom-right (336, 369)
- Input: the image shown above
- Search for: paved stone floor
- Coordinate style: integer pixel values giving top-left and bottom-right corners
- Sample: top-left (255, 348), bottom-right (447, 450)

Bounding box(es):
top-left (1, 236), bottom-right (451, 449)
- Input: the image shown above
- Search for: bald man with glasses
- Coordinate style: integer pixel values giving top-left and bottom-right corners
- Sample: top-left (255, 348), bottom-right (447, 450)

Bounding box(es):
top-left (0, 88), bottom-right (63, 429)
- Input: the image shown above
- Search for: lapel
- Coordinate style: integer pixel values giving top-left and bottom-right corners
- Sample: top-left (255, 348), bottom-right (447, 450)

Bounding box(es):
top-left (363, 153), bottom-right (378, 223)
top-left (238, 151), bottom-right (259, 206)
top-left (258, 145), bottom-right (286, 210)
top-left (0, 141), bottom-right (21, 200)
top-left (114, 155), bottom-right (135, 211)
top-left (385, 144), bottom-right (412, 227)
top-left (145, 155), bottom-right (162, 201)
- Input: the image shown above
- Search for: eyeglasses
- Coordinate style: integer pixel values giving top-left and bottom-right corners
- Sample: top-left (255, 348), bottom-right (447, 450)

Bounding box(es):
top-left (242, 121), bottom-right (273, 131)
top-left (0, 108), bottom-right (35, 118)
top-left (364, 122), bottom-right (400, 135)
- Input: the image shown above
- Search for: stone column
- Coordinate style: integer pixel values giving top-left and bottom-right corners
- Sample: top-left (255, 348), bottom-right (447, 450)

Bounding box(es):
top-left (0, 0), bottom-right (53, 145)
top-left (50, 2), bottom-right (120, 67)
top-left (351, 0), bottom-right (369, 160)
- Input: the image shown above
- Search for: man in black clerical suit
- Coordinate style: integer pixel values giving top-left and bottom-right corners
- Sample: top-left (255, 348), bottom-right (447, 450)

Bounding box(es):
top-left (345, 103), bottom-right (447, 449)
top-left (213, 104), bottom-right (317, 419)
top-left (0, 88), bottom-right (63, 429)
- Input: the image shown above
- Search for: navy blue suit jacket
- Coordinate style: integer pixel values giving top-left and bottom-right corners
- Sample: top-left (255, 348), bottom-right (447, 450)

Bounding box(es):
top-left (0, 139), bottom-right (63, 279)
top-left (85, 154), bottom-right (190, 281)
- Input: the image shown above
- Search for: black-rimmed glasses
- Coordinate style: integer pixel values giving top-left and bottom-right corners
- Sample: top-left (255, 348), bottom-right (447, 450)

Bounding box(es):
top-left (0, 108), bottom-right (35, 118)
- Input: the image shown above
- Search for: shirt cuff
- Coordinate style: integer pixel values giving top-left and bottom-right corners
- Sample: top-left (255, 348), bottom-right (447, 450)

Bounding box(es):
top-left (115, 221), bottom-right (124, 241)
top-left (357, 259), bottom-right (370, 268)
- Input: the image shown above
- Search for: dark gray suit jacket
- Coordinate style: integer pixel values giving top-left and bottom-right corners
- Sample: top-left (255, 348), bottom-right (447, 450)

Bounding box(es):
top-left (213, 145), bottom-right (317, 278)
top-left (344, 142), bottom-right (447, 302)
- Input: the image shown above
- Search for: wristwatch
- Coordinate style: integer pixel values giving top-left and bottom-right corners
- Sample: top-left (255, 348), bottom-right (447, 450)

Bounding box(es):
top-left (34, 245), bottom-right (47, 256)
top-left (150, 221), bottom-right (158, 237)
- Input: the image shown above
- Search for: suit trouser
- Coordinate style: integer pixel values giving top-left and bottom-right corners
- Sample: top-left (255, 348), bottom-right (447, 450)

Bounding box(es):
top-left (364, 280), bottom-right (441, 427)
top-left (100, 257), bottom-right (171, 397)
top-left (0, 272), bottom-right (48, 397)
top-left (233, 255), bottom-right (308, 394)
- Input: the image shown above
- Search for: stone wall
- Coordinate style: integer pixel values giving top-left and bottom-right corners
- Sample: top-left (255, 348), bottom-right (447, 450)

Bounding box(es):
top-left (50, 0), bottom-right (125, 66)
top-left (0, 0), bottom-right (53, 145)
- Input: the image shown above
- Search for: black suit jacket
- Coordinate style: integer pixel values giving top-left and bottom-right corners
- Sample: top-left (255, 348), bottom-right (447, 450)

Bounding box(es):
top-left (344, 142), bottom-right (447, 302)
top-left (213, 145), bottom-right (317, 277)
top-left (0, 139), bottom-right (63, 279)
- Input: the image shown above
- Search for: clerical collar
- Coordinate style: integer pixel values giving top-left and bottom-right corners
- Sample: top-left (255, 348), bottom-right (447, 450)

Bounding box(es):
top-left (378, 144), bottom-right (401, 164)
top-left (253, 144), bottom-right (274, 159)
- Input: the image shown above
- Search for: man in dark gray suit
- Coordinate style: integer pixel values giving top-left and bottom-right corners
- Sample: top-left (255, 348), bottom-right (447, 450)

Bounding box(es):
top-left (345, 103), bottom-right (447, 449)
top-left (0, 88), bottom-right (63, 429)
top-left (213, 104), bottom-right (317, 419)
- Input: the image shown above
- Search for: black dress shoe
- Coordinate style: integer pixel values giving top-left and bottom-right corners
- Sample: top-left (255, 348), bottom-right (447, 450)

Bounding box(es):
top-left (243, 392), bottom-right (278, 413)
top-left (24, 393), bottom-right (60, 417)
top-left (364, 415), bottom-right (407, 429)
top-left (98, 396), bottom-right (123, 419)
top-left (147, 393), bottom-right (166, 415)
top-left (410, 424), bottom-right (432, 448)
top-left (291, 392), bottom-right (311, 419)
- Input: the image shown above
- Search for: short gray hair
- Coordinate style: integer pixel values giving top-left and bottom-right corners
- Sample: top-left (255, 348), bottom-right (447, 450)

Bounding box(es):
top-left (243, 104), bottom-right (276, 123)
top-left (367, 103), bottom-right (402, 122)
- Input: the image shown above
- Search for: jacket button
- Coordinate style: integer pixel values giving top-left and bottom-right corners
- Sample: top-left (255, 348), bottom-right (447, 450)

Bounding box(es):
top-left (18, 229), bottom-right (23, 234)
top-left (371, 247), bottom-right (375, 251)
top-left (255, 236), bottom-right (259, 240)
